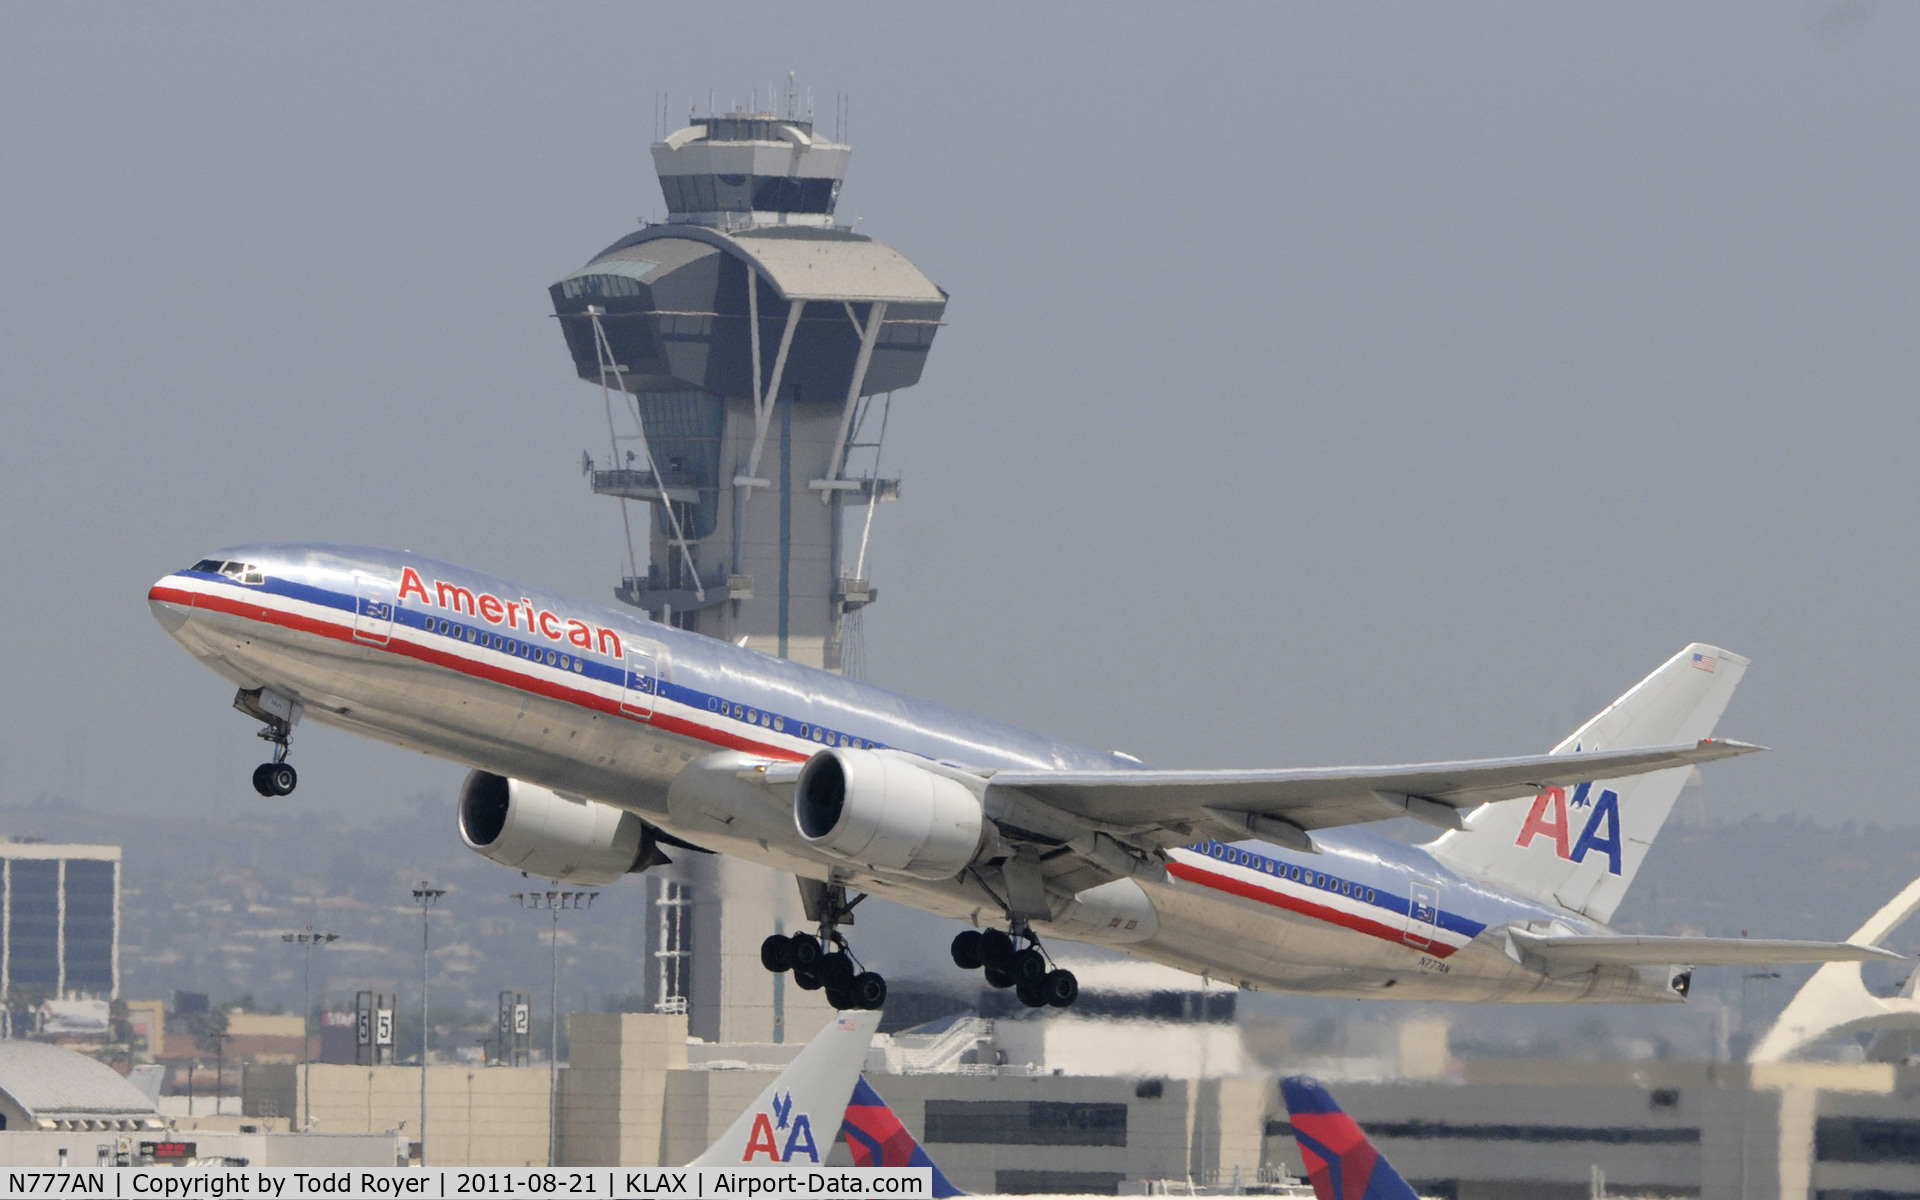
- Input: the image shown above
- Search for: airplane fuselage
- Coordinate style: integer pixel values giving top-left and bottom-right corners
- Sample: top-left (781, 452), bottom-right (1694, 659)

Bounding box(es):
top-left (149, 543), bottom-right (1683, 1004)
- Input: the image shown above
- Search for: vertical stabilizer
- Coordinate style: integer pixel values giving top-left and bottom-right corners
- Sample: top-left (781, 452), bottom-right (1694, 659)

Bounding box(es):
top-left (843, 1076), bottom-right (964, 1196)
top-left (1429, 643), bottom-right (1748, 923)
top-left (691, 1009), bottom-right (881, 1166)
top-left (1281, 1076), bottom-right (1419, 1200)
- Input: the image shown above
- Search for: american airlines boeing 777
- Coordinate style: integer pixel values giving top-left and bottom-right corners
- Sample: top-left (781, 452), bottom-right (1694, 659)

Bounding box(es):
top-left (149, 544), bottom-right (1892, 1011)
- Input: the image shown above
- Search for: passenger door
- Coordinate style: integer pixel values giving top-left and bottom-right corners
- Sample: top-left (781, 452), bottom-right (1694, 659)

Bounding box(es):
top-left (1405, 882), bottom-right (1440, 949)
top-left (352, 574), bottom-right (396, 645)
top-left (621, 647), bottom-right (659, 720)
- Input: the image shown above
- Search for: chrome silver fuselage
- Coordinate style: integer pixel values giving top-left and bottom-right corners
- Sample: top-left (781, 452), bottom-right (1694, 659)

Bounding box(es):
top-left (150, 542), bottom-right (1677, 1003)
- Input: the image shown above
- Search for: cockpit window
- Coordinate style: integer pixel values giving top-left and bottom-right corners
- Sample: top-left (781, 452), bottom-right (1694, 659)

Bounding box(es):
top-left (188, 559), bottom-right (265, 585)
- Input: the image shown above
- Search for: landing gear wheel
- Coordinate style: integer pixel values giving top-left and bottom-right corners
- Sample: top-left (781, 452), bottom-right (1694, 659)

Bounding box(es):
top-left (788, 932), bottom-right (821, 970)
top-left (1011, 947), bottom-right (1048, 988)
top-left (984, 963), bottom-right (1014, 989)
top-left (1015, 980), bottom-right (1047, 1008)
top-left (792, 962), bottom-right (822, 991)
top-left (1042, 969), bottom-right (1079, 1008)
top-left (761, 935), bottom-right (793, 973)
top-left (851, 972), bottom-right (888, 1011)
top-left (252, 764), bottom-right (277, 797)
top-left (979, 928), bottom-right (1015, 969)
top-left (819, 951), bottom-right (856, 992)
top-left (950, 930), bottom-right (984, 970)
top-left (825, 986), bottom-right (853, 1010)
top-left (254, 762), bottom-right (297, 796)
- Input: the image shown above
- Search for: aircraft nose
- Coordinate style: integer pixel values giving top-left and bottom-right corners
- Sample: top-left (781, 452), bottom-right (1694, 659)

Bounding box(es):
top-left (148, 584), bottom-right (192, 635)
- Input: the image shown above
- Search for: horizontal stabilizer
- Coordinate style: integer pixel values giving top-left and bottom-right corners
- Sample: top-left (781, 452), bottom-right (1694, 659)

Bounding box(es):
top-left (1510, 929), bottom-right (1900, 967)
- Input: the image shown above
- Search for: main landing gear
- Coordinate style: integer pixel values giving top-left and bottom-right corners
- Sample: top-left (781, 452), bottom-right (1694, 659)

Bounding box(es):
top-left (951, 926), bottom-right (1078, 1009)
top-left (760, 930), bottom-right (887, 1011)
top-left (235, 688), bottom-right (299, 797)
top-left (760, 882), bottom-right (887, 1011)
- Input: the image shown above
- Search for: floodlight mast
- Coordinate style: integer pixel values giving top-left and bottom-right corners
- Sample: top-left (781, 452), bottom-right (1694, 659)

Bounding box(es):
top-left (513, 888), bottom-right (597, 1168)
top-left (281, 927), bottom-right (339, 1133)
top-left (411, 884), bottom-right (445, 1166)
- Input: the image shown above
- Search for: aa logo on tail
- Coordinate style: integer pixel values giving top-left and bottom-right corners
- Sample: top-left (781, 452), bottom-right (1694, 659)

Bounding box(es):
top-left (1514, 783), bottom-right (1623, 874)
top-left (743, 1089), bottom-right (821, 1163)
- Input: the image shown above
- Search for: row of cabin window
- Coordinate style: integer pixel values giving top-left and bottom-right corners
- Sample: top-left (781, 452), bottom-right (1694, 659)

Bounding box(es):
top-left (1205, 842), bottom-right (1378, 905)
top-left (705, 696), bottom-right (877, 750)
top-left (427, 616), bottom-right (585, 673)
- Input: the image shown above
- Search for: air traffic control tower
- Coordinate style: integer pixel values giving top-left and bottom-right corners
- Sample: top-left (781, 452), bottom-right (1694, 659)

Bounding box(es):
top-left (550, 105), bottom-right (946, 672)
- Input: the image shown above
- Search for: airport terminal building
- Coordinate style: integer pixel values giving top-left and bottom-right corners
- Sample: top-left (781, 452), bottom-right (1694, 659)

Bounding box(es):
top-left (229, 1006), bottom-right (1920, 1197)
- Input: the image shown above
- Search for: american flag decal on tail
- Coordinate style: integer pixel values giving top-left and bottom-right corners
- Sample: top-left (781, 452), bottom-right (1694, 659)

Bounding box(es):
top-left (1692, 653), bottom-right (1716, 673)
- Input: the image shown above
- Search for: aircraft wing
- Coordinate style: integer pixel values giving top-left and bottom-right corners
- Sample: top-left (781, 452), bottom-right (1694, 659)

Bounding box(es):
top-left (986, 738), bottom-right (1761, 845)
top-left (1509, 929), bottom-right (1901, 967)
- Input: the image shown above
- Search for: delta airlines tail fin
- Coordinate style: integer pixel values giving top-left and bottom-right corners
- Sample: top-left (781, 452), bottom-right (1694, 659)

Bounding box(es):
top-left (691, 1010), bottom-right (881, 1167)
top-left (842, 1076), bottom-right (964, 1197)
top-left (1429, 643), bottom-right (1748, 924)
top-left (1281, 1076), bottom-right (1418, 1200)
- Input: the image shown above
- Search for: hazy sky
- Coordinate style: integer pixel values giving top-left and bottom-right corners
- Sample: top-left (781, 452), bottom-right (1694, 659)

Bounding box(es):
top-left (3, 4), bottom-right (1917, 834)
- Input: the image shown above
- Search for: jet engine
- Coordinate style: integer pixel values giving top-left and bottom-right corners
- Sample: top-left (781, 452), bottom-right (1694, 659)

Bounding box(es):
top-left (458, 771), bottom-right (667, 886)
top-left (794, 748), bottom-right (987, 880)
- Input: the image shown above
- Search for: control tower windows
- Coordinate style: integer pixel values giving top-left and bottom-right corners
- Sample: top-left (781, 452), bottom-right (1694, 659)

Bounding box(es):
top-left (559, 273), bottom-right (644, 300)
top-left (700, 116), bottom-right (792, 142)
top-left (658, 174), bottom-right (839, 217)
top-left (639, 391), bottom-right (724, 540)
top-left (754, 176), bottom-right (837, 213)
top-left (713, 173), bottom-right (752, 211)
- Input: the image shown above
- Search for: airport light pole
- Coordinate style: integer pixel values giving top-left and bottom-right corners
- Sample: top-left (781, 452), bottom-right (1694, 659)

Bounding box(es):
top-left (282, 927), bottom-right (339, 1132)
top-left (512, 888), bottom-right (598, 1167)
top-left (412, 883), bottom-right (446, 1166)
top-left (212, 1032), bottom-right (232, 1117)
top-left (1738, 969), bottom-right (1781, 1199)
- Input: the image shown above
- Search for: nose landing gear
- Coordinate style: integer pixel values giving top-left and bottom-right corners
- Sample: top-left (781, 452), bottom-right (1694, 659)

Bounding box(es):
top-left (251, 761), bottom-right (298, 798)
top-left (235, 688), bottom-right (301, 797)
top-left (951, 926), bottom-right (1077, 1009)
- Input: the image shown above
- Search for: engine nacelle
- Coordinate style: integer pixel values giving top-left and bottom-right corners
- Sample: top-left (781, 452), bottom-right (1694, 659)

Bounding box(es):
top-left (794, 748), bottom-right (987, 880)
top-left (458, 771), bottom-right (663, 886)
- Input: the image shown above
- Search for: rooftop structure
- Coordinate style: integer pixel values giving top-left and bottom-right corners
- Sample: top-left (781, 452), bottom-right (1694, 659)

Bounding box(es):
top-left (652, 111), bottom-right (850, 231)
top-left (1753, 874), bottom-right (1920, 1064)
top-left (0, 1041), bottom-right (162, 1132)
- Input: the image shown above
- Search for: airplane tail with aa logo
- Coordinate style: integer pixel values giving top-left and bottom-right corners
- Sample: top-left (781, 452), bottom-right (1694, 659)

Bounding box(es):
top-left (690, 1009), bottom-right (881, 1167)
top-left (1429, 643), bottom-right (1749, 924)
